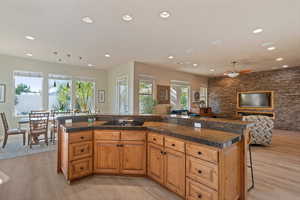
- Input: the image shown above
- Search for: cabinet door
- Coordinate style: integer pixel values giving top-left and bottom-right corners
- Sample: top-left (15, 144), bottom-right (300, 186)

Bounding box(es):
top-left (94, 141), bottom-right (120, 174)
top-left (164, 148), bottom-right (186, 197)
top-left (147, 143), bottom-right (164, 184)
top-left (120, 141), bottom-right (146, 175)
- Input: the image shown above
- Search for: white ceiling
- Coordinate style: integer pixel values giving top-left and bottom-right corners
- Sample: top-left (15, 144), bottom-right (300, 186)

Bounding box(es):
top-left (0, 0), bottom-right (300, 76)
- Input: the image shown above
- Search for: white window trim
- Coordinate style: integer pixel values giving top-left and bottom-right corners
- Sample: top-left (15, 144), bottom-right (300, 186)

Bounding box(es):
top-left (116, 75), bottom-right (129, 114)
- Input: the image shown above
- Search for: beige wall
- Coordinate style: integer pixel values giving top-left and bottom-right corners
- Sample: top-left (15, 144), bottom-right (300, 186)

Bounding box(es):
top-left (107, 61), bottom-right (135, 114)
top-left (0, 54), bottom-right (108, 137)
top-left (133, 62), bottom-right (208, 114)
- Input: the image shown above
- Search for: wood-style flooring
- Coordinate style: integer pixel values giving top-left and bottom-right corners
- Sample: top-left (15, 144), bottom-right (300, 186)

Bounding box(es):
top-left (0, 129), bottom-right (299, 200)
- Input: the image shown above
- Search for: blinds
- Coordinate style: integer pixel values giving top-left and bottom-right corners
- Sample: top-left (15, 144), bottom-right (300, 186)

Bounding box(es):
top-left (14, 71), bottom-right (43, 78)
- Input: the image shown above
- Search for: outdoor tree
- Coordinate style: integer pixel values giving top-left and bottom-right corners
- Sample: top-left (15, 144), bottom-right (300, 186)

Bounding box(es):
top-left (75, 81), bottom-right (94, 112)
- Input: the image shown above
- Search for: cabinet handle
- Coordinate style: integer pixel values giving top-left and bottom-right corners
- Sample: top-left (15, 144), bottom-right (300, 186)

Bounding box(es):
top-left (80, 149), bottom-right (84, 153)
top-left (153, 138), bottom-right (157, 141)
top-left (80, 167), bottom-right (84, 170)
top-left (116, 144), bottom-right (120, 147)
top-left (198, 194), bottom-right (202, 198)
top-left (120, 144), bottom-right (124, 147)
top-left (198, 151), bottom-right (202, 155)
top-left (160, 151), bottom-right (164, 154)
top-left (198, 170), bottom-right (202, 174)
top-left (171, 144), bottom-right (175, 147)
top-left (164, 152), bottom-right (167, 155)
top-left (80, 136), bottom-right (84, 140)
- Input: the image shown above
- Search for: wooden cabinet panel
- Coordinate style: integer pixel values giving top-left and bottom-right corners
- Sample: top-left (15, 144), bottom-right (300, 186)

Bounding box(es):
top-left (121, 131), bottom-right (146, 141)
top-left (186, 143), bottom-right (218, 164)
top-left (147, 143), bottom-right (164, 184)
top-left (148, 132), bottom-right (164, 146)
top-left (165, 136), bottom-right (185, 153)
top-left (69, 157), bottom-right (93, 180)
top-left (186, 156), bottom-right (218, 191)
top-left (69, 141), bottom-right (93, 161)
top-left (164, 148), bottom-right (186, 197)
top-left (94, 141), bottom-right (120, 174)
top-left (94, 130), bottom-right (120, 141)
top-left (186, 178), bottom-right (218, 200)
top-left (69, 131), bottom-right (92, 144)
top-left (120, 141), bottom-right (146, 175)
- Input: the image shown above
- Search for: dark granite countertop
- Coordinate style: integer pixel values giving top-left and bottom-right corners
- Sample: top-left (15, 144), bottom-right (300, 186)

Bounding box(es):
top-left (61, 121), bottom-right (242, 148)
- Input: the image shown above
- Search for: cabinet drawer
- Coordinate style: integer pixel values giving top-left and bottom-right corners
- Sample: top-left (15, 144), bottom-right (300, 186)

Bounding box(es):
top-left (186, 143), bottom-right (218, 163)
top-left (165, 136), bottom-right (185, 153)
top-left (148, 132), bottom-right (164, 146)
top-left (69, 157), bottom-right (92, 180)
top-left (69, 141), bottom-right (93, 161)
top-left (121, 131), bottom-right (146, 141)
top-left (186, 178), bottom-right (218, 200)
top-left (94, 130), bottom-right (120, 140)
top-left (69, 131), bottom-right (92, 144)
top-left (186, 156), bottom-right (218, 190)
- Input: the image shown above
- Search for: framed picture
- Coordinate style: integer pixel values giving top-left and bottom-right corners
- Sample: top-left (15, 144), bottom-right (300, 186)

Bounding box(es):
top-left (97, 90), bottom-right (105, 103)
top-left (0, 84), bottom-right (5, 103)
top-left (192, 90), bottom-right (200, 102)
top-left (157, 85), bottom-right (170, 104)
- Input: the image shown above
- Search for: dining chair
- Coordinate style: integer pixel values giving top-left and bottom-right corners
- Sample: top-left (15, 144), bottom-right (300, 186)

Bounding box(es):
top-left (1, 112), bottom-right (26, 148)
top-left (49, 110), bottom-right (71, 144)
top-left (28, 112), bottom-right (49, 148)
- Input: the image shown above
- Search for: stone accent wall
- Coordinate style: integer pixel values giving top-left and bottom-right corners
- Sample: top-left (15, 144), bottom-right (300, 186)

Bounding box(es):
top-left (208, 67), bottom-right (300, 131)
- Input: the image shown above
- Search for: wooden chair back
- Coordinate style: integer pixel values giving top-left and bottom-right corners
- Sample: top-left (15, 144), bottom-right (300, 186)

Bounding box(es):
top-left (29, 112), bottom-right (50, 135)
top-left (0, 112), bottom-right (9, 132)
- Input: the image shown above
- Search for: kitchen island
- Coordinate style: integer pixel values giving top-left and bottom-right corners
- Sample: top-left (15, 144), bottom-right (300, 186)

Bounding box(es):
top-left (57, 115), bottom-right (253, 200)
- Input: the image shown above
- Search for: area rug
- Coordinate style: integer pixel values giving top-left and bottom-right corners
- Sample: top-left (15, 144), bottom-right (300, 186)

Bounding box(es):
top-left (0, 135), bottom-right (56, 160)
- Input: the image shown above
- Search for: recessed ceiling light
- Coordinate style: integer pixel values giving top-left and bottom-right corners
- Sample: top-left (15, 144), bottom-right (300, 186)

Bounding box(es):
top-left (253, 28), bottom-right (263, 34)
top-left (210, 69), bottom-right (215, 72)
top-left (276, 57), bottom-right (283, 61)
top-left (25, 35), bottom-right (35, 40)
top-left (159, 11), bottom-right (170, 19)
top-left (168, 56), bottom-right (174, 59)
top-left (282, 65), bottom-right (289, 68)
top-left (25, 53), bottom-right (33, 57)
top-left (193, 63), bottom-right (198, 67)
top-left (88, 64), bottom-right (94, 67)
top-left (211, 40), bottom-right (222, 45)
top-left (105, 54), bottom-right (111, 58)
top-left (267, 46), bottom-right (276, 51)
top-left (261, 42), bottom-right (274, 47)
top-left (81, 16), bottom-right (93, 24)
top-left (122, 14), bottom-right (133, 22)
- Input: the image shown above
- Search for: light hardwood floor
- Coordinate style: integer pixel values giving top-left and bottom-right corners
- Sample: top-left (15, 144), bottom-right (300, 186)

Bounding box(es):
top-left (0, 130), bottom-right (299, 200)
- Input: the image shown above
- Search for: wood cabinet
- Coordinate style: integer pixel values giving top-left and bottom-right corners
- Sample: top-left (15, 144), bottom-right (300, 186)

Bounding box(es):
top-left (147, 134), bottom-right (186, 197)
top-left (94, 130), bottom-right (146, 175)
top-left (94, 141), bottom-right (120, 174)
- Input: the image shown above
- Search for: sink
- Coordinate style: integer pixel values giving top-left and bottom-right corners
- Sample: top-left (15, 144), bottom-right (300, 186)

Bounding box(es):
top-left (103, 120), bottom-right (144, 126)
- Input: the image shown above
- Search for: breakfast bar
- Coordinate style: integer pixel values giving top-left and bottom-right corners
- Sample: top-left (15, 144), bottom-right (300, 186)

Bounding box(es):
top-left (57, 115), bottom-right (253, 200)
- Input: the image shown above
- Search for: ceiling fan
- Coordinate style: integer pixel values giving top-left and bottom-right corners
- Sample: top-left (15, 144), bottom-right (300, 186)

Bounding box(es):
top-left (224, 61), bottom-right (252, 78)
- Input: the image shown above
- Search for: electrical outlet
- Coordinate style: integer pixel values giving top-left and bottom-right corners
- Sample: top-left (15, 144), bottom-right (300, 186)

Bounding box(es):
top-left (194, 122), bottom-right (201, 128)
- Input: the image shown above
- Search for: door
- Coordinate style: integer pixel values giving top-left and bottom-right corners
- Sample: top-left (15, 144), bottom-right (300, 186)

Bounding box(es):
top-left (120, 141), bottom-right (146, 175)
top-left (94, 141), bottom-right (120, 174)
top-left (147, 143), bottom-right (164, 184)
top-left (164, 148), bottom-right (186, 197)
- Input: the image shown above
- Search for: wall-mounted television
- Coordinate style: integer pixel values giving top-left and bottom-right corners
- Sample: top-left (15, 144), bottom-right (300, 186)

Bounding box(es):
top-left (237, 91), bottom-right (274, 110)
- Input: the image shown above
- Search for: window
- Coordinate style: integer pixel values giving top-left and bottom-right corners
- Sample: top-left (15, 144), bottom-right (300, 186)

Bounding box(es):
top-left (75, 80), bottom-right (95, 112)
top-left (48, 75), bottom-right (72, 111)
top-left (14, 71), bottom-right (43, 115)
top-left (199, 87), bottom-right (208, 107)
top-left (117, 76), bottom-right (129, 114)
top-left (139, 80), bottom-right (154, 114)
top-left (170, 81), bottom-right (190, 110)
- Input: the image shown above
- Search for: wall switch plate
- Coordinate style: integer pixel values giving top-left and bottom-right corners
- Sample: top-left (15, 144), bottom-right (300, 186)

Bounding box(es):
top-left (194, 122), bottom-right (201, 128)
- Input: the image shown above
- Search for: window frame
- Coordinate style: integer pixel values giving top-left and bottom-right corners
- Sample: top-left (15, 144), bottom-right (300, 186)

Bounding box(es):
top-left (170, 81), bottom-right (191, 111)
top-left (116, 75), bottom-right (129, 114)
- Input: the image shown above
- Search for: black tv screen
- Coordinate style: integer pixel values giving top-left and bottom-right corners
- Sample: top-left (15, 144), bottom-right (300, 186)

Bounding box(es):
top-left (239, 92), bottom-right (272, 108)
